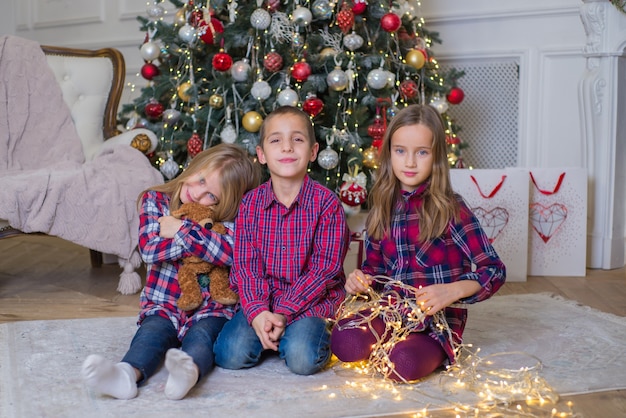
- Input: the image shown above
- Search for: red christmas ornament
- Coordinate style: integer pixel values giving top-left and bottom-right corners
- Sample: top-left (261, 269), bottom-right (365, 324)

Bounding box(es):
top-left (399, 79), bottom-right (419, 100)
top-left (381, 12), bottom-right (401, 32)
top-left (212, 50), bottom-right (233, 71)
top-left (144, 99), bottom-right (165, 120)
top-left (336, 2), bottom-right (354, 34)
top-left (141, 62), bottom-right (160, 80)
top-left (265, 0), bottom-right (280, 12)
top-left (352, 0), bottom-right (368, 15)
top-left (447, 87), bottom-right (465, 105)
top-left (339, 168), bottom-right (368, 207)
top-left (302, 94), bottom-right (324, 117)
top-left (291, 61), bottom-right (312, 82)
top-left (198, 17), bottom-right (224, 44)
top-left (367, 114), bottom-right (386, 142)
top-left (263, 51), bottom-right (283, 72)
top-left (446, 135), bottom-right (461, 145)
top-left (190, 9), bottom-right (204, 26)
top-left (187, 132), bottom-right (203, 157)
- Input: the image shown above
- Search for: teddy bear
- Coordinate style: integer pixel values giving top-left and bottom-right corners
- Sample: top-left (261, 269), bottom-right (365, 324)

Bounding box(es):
top-left (170, 202), bottom-right (239, 311)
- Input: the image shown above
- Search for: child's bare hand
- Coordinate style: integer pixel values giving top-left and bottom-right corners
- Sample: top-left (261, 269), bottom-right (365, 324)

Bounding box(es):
top-left (252, 311), bottom-right (286, 351)
top-left (415, 284), bottom-right (457, 316)
top-left (345, 270), bottom-right (372, 295)
top-left (157, 216), bottom-right (183, 239)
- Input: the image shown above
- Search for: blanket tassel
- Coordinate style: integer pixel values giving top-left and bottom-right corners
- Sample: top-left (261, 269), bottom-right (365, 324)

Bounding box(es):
top-left (117, 250), bottom-right (143, 295)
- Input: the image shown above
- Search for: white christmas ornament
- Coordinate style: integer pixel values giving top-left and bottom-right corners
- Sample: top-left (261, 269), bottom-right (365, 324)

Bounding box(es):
top-left (343, 32), bottom-right (364, 51)
top-left (146, 4), bottom-right (165, 19)
top-left (220, 123), bottom-right (237, 144)
top-left (277, 87), bottom-right (299, 107)
top-left (292, 6), bottom-right (313, 26)
top-left (367, 68), bottom-right (388, 90)
top-left (231, 59), bottom-right (251, 82)
top-left (162, 108), bottom-right (181, 124)
top-left (317, 146), bottom-right (339, 170)
top-left (251, 80), bottom-right (272, 101)
top-left (250, 8), bottom-right (271, 30)
top-left (160, 156), bottom-right (180, 180)
top-left (327, 67), bottom-right (349, 91)
top-left (430, 97), bottom-right (449, 114)
top-left (178, 24), bottom-right (196, 44)
top-left (140, 41), bottom-right (160, 61)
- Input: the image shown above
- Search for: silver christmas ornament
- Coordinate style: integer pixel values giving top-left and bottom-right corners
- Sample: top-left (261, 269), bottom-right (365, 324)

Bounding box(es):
top-left (220, 123), bottom-right (237, 144)
top-left (367, 68), bottom-right (388, 90)
top-left (385, 71), bottom-right (396, 88)
top-left (317, 146), bottom-right (339, 170)
top-left (327, 67), bottom-right (349, 91)
top-left (312, 0), bottom-right (333, 19)
top-left (231, 59), bottom-right (251, 82)
top-left (430, 97), bottom-right (450, 114)
top-left (277, 87), bottom-right (299, 107)
top-left (160, 156), bottom-right (180, 180)
top-left (343, 32), bottom-right (364, 51)
top-left (250, 8), bottom-right (272, 30)
top-left (140, 41), bottom-right (160, 62)
top-left (292, 6), bottom-right (313, 26)
top-left (146, 4), bottom-right (165, 19)
top-left (251, 80), bottom-right (272, 101)
top-left (178, 24), bottom-right (196, 44)
top-left (162, 108), bottom-right (181, 124)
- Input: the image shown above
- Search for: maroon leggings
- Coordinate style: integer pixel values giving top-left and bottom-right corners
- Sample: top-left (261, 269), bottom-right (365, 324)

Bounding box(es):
top-left (331, 316), bottom-right (447, 382)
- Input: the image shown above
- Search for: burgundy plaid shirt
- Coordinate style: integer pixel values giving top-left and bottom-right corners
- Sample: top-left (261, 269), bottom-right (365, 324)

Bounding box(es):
top-left (361, 183), bottom-right (506, 363)
top-left (231, 175), bottom-right (350, 326)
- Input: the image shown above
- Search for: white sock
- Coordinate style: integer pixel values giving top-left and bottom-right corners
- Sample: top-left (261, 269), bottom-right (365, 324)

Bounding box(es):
top-left (81, 354), bottom-right (138, 400)
top-left (164, 348), bottom-right (199, 400)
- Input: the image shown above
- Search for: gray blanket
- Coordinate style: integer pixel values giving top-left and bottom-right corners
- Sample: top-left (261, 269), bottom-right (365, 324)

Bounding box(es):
top-left (0, 35), bottom-right (164, 293)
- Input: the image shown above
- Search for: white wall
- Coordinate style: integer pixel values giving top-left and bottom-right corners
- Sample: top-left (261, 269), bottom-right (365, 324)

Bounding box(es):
top-left (4, 0), bottom-right (626, 270)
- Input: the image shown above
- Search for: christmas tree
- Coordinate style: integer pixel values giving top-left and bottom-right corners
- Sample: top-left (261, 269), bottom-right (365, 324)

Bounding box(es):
top-left (120, 0), bottom-right (466, 213)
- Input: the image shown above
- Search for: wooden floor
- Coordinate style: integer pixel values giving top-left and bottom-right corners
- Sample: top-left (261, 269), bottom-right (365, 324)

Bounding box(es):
top-left (1, 234), bottom-right (625, 417)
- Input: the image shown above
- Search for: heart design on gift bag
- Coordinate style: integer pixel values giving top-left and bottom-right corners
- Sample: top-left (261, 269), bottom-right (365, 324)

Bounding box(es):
top-left (472, 207), bottom-right (509, 243)
top-left (529, 203), bottom-right (568, 243)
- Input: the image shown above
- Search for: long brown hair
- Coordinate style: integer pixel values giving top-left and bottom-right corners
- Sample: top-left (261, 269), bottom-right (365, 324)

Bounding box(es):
top-left (138, 143), bottom-right (261, 221)
top-left (366, 104), bottom-right (459, 242)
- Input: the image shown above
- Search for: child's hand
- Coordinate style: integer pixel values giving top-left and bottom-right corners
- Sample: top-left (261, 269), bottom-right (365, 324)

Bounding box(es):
top-left (345, 270), bottom-right (372, 295)
top-left (157, 215), bottom-right (183, 239)
top-left (251, 311), bottom-right (286, 351)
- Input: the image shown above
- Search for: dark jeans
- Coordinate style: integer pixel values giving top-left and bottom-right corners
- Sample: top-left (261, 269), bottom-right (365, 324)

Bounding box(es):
top-left (122, 314), bottom-right (227, 385)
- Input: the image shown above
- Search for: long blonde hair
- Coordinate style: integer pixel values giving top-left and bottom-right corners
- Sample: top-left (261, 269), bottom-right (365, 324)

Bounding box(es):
top-left (367, 104), bottom-right (459, 242)
top-left (138, 143), bottom-right (261, 221)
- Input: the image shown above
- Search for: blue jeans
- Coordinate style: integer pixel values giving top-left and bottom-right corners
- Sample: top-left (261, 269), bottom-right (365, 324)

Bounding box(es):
top-left (214, 310), bottom-right (331, 375)
top-left (122, 314), bottom-right (227, 385)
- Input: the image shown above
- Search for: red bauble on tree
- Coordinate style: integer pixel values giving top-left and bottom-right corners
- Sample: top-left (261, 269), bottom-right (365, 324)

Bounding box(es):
top-left (263, 51), bottom-right (283, 72)
top-left (141, 62), bottom-right (160, 80)
top-left (447, 87), bottom-right (465, 104)
top-left (198, 17), bottom-right (224, 44)
top-left (352, 0), bottom-right (368, 15)
top-left (381, 12), bottom-right (401, 32)
top-left (399, 79), bottom-right (419, 100)
top-left (339, 167), bottom-right (368, 207)
top-left (367, 114), bottom-right (386, 142)
top-left (212, 50), bottom-right (233, 71)
top-left (336, 2), bottom-right (354, 34)
top-left (187, 132), bottom-right (203, 157)
top-left (144, 99), bottom-right (165, 120)
top-left (291, 61), bottom-right (312, 82)
top-left (303, 93), bottom-right (324, 117)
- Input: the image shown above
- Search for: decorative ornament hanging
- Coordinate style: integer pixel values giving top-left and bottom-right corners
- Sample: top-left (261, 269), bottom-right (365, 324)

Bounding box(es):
top-left (250, 7), bottom-right (272, 30)
top-left (367, 113), bottom-right (386, 143)
top-left (162, 108), bottom-right (181, 124)
top-left (130, 133), bottom-right (152, 153)
top-left (292, 61), bottom-right (312, 83)
top-left (367, 68), bottom-right (388, 90)
top-left (343, 31), bottom-right (364, 51)
top-left (405, 49), bottom-right (426, 70)
top-left (178, 24), bottom-right (197, 44)
top-left (336, 2), bottom-right (355, 34)
top-left (174, 8), bottom-right (187, 26)
top-left (212, 49), bottom-right (233, 71)
top-left (177, 81), bottom-right (193, 101)
top-left (339, 166), bottom-right (368, 208)
top-left (141, 62), bottom-right (160, 80)
top-left (231, 58), bottom-right (251, 82)
top-left (447, 87), bottom-right (465, 105)
top-left (385, 70), bottom-right (396, 88)
top-left (292, 6), bottom-right (313, 26)
top-left (209, 93), bottom-right (224, 109)
top-left (140, 41), bottom-right (160, 61)
top-left (146, 3), bottom-right (165, 20)
top-left (318, 132), bottom-right (340, 170)
top-left (277, 87), bottom-right (299, 107)
top-left (187, 132), bottom-right (203, 158)
top-left (362, 146), bottom-right (380, 169)
top-left (430, 96), bottom-right (449, 114)
top-left (327, 66), bottom-right (349, 92)
top-left (160, 155), bottom-right (180, 180)
top-left (399, 78), bottom-right (419, 100)
top-left (263, 51), bottom-right (283, 72)
top-left (198, 16), bottom-right (224, 45)
top-left (302, 93), bottom-right (324, 117)
top-left (242, 111), bottom-right (263, 132)
top-left (251, 79), bottom-right (272, 101)
top-left (144, 99), bottom-right (165, 120)
top-left (221, 106), bottom-right (237, 144)
top-left (312, 0), bottom-right (333, 20)
top-left (353, 0), bottom-right (368, 14)
top-left (381, 12), bottom-right (402, 32)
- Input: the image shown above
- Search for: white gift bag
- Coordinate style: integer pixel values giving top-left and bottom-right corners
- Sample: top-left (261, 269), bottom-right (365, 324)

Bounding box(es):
top-left (527, 168), bottom-right (587, 276)
top-left (450, 168), bottom-right (530, 282)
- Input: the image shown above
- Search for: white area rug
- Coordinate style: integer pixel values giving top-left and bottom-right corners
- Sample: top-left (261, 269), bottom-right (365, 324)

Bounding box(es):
top-left (1, 293), bottom-right (625, 418)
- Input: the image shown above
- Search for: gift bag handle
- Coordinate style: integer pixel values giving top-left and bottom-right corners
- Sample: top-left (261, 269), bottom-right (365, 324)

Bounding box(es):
top-left (529, 172), bottom-right (565, 195)
top-left (470, 175), bottom-right (507, 198)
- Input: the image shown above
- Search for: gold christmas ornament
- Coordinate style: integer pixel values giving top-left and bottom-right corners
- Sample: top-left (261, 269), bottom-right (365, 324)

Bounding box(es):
top-left (177, 81), bottom-right (192, 101)
top-left (174, 9), bottom-right (187, 26)
top-left (405, 49), bottom-right (425, 70)
top-left (319, 47), bottom-right (336, 58)
top-left (130, 133), bottom-right (152, 153)
top-left (362, 146), bottom-right (380, 169)
top-left (209, 94), bottom-right (224, 109)
top-left (242, 111), bottom-right (263, 132)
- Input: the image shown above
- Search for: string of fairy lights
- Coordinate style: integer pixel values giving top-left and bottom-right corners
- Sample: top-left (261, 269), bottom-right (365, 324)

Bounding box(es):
top-left (332, 275), bottom-right (581, 417)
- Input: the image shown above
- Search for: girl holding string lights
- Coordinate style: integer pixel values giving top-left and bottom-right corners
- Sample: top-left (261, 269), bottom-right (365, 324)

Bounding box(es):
top-left (330, 104), bottom-right (506, 383)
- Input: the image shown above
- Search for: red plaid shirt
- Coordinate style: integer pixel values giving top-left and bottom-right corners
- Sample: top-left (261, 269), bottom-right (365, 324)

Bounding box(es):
top-left (231, 175), bottom-right (350, 326)
top-left (137, 191), bottom-right (236, 340)
top-left (362, 183), bottom-right (506, 363)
